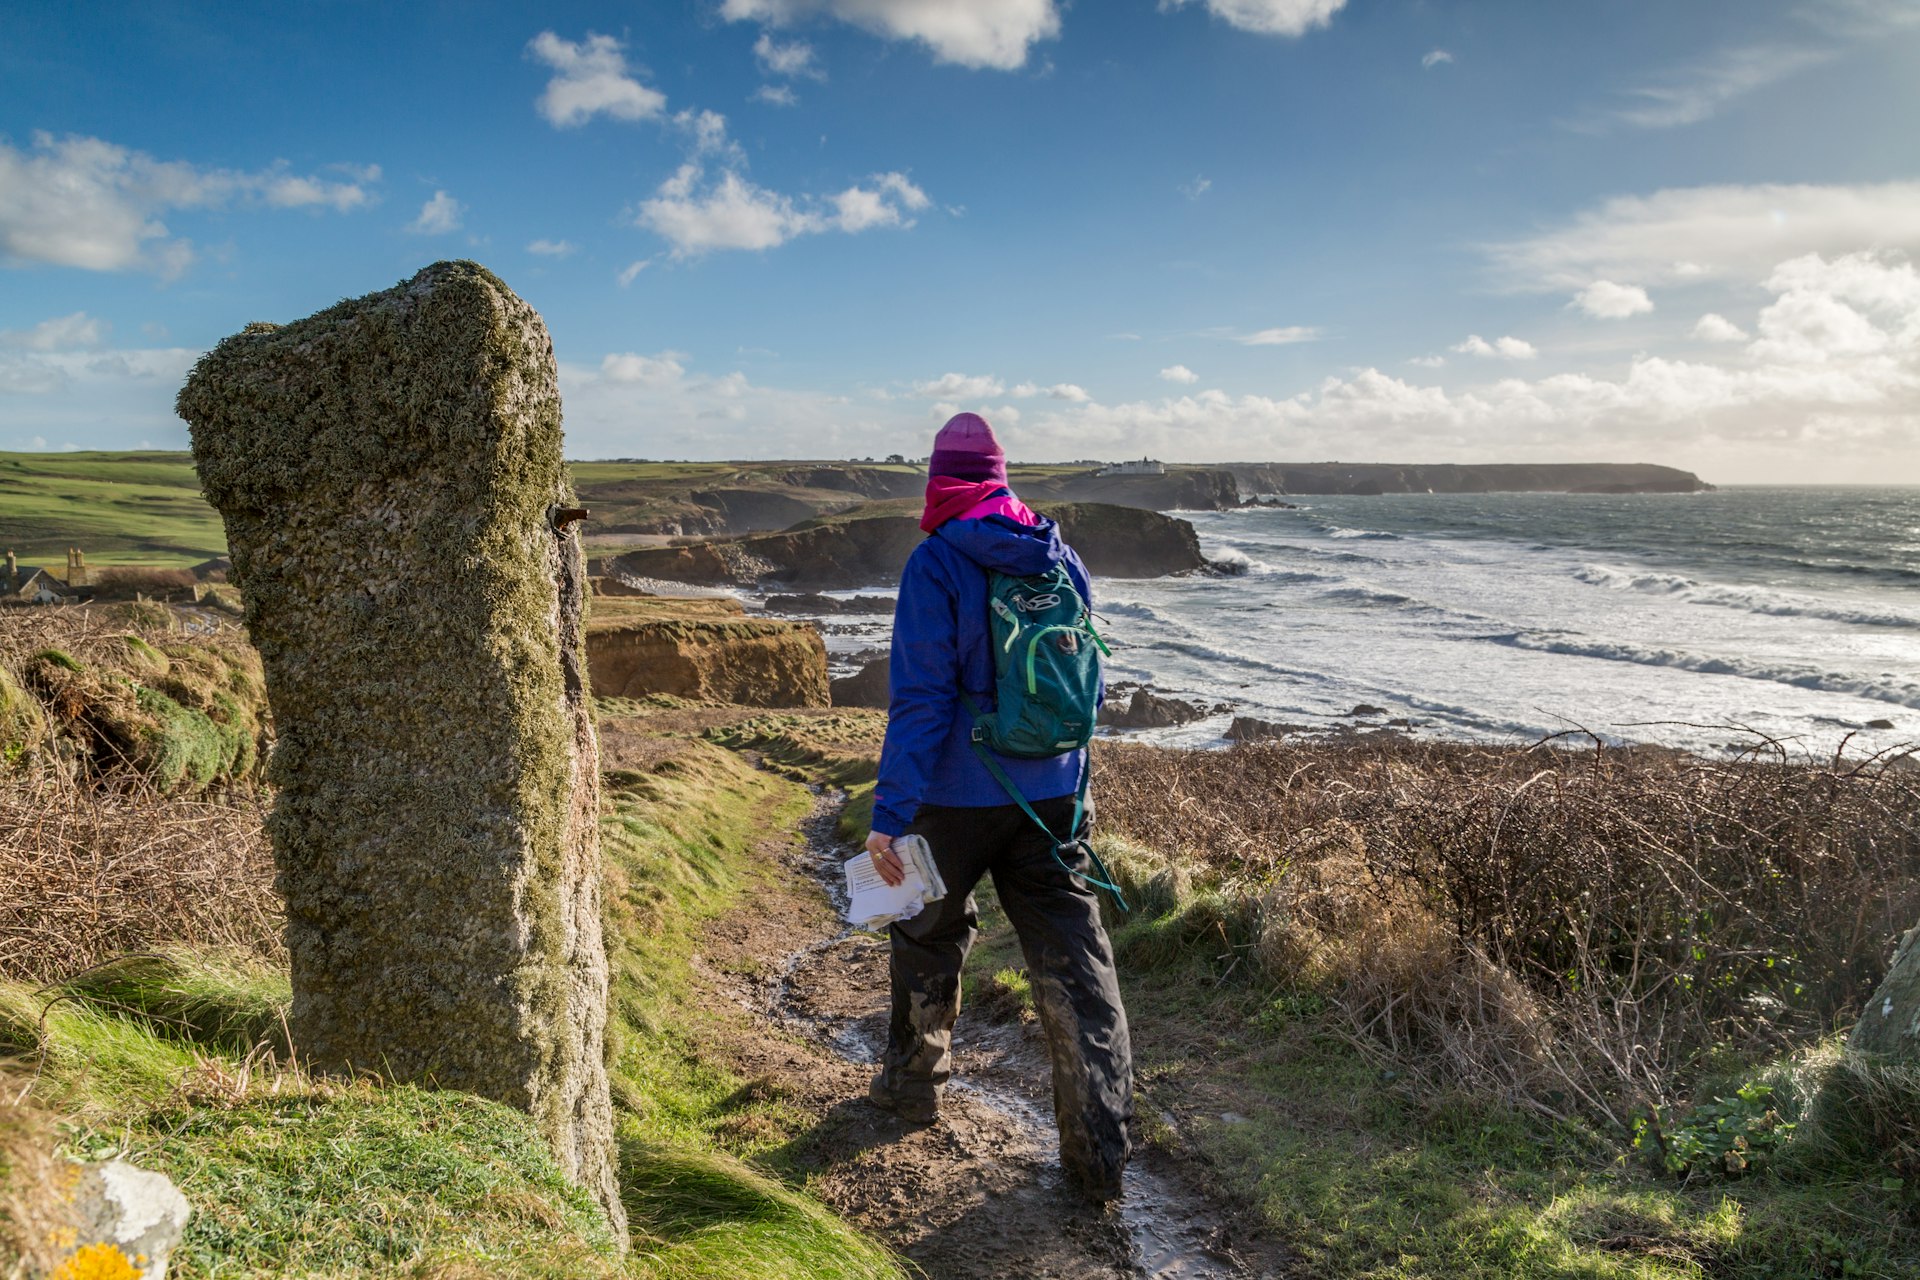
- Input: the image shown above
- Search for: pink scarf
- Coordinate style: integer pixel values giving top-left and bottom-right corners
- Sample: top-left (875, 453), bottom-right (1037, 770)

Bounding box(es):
top-left (920, 478), bottom-right (1039, 533)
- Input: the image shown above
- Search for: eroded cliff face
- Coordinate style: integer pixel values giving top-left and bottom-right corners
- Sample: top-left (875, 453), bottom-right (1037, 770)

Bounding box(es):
top-left (1038, 504), bottom-right (1207, 578)
top-left (587, 599), bottom-right (828, 707)
top-left (607, 501), bottom-right (1206, 590)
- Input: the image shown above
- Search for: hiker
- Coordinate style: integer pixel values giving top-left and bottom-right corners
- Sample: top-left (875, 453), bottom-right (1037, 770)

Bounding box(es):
top-left (864, 411), bottom-right (1134, 1201)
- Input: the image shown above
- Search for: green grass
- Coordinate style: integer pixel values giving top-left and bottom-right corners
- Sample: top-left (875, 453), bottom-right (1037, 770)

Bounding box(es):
top-left (0, 451), bottom-right (224, 568)
top-left (2, 739), bottom-right (908, 1280)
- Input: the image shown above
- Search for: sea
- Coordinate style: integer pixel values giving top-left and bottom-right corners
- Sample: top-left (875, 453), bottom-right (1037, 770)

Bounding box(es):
top-left (801, 486), bottom-right (1920, 759)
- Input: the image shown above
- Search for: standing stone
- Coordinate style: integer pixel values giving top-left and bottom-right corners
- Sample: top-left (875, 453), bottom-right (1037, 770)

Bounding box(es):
top-left (1852, 923), bottom-right (1920, 1060)
top-left (177, 261), bottom-right (624, 1237)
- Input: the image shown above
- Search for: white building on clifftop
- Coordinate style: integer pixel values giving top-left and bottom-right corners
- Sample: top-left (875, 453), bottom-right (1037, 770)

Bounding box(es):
top-left (1097, 458), bottom-right (1166, 476)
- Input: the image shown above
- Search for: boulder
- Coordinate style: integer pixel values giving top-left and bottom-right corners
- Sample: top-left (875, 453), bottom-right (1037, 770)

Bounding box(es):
top-left (1098, 688), bottom-right (1204, 730)
top-left (830, 655), bottom-right (890, 708)
top-left (64, 1159), bottom-right (192, 1280)
top-left (1226, 716), bottom-right (1315, 742)
top-left (177, 260), bottom-right (624, 1236)
top-left (1852, 923), bottom-right (1920, 1060)
top-left (765, 593), bottom-right (896, 615)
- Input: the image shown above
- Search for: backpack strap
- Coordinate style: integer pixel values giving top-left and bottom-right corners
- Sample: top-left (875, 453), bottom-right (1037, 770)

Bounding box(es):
top-left (963, 718), bottom-right (1129, 911)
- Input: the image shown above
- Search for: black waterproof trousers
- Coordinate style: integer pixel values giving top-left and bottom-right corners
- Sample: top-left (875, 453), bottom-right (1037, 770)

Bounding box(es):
top-left (877, 797), bottom-right (1134, 1195)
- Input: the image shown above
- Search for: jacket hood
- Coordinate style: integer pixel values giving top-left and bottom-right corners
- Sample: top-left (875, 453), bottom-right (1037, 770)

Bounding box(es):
top-left (933, 512), bottom-right (1067, 576)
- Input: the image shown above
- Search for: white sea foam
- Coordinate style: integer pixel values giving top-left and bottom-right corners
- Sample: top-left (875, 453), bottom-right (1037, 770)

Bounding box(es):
top-left (1489, 631), bottom-right (1920, 711)
top-left (1572, 564), bottom-right (1920, 630)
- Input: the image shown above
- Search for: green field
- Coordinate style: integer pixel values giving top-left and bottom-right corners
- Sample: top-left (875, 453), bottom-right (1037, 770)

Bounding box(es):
top-left (0, 452), bottom-right (225, 569)
top-left (0, 450), bottom-right (1095, 572)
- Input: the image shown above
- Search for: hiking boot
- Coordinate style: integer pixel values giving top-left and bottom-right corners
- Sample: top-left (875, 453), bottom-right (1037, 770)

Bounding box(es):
top-left (1065, 1161), bottom-right (1125, 1204)
top-left (867, 1073), bottom-right (940, 1125)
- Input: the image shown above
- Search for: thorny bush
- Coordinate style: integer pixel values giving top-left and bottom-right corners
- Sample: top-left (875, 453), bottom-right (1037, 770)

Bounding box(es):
top-left (1093, 735), bottom-right (1920, 1130)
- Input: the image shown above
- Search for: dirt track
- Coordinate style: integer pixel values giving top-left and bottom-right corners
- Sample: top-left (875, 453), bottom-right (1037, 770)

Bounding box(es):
top-left (696, 787), bottom-right (1289, 1279)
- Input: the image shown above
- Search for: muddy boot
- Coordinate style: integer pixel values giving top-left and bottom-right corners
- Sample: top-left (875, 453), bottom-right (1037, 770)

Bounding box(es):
top-left (867, 1072), bottom-right (941, 1125)
top-left (990, 819), bottom-right (1135, 1205)
top-left (878, 837), bottom-right (980, 1123)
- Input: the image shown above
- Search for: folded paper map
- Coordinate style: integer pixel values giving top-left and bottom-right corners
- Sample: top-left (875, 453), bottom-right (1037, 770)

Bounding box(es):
top-left (843, 834), bottom-right (948, 930)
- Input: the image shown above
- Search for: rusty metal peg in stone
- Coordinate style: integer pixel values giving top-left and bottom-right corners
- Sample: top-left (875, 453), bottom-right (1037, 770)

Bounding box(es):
top-left (177, 260), bottom-right (624, 1239)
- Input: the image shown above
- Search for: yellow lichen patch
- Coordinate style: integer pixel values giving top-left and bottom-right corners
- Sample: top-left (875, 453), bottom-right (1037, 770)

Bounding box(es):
top-left (48, 1241), bottom-right (143, 1280)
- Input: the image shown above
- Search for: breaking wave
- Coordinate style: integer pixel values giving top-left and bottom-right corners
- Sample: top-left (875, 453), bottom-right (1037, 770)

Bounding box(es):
top-left (1487, 631), bottom-right (1920, 710)
top-left (1572, 564), bottom-right (1920, 630)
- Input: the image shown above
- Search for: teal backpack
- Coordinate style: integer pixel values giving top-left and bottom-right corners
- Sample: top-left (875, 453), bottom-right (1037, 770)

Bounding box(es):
top-left (965, 563), bottom-right (1129, 910)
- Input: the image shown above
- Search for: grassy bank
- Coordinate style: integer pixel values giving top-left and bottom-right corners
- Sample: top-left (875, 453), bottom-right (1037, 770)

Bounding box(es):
top-left (2, 695), bottom-right (907, 1277)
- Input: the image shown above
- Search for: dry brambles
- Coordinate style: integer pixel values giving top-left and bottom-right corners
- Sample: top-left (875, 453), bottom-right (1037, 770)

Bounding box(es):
top-left (1093, 734), bottom-right (1920, 1127)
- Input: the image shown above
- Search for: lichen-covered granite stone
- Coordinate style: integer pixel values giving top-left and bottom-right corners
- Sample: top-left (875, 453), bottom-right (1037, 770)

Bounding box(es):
top-left (1853, 924), bottom-right (1920, 1060)
top-left (177, 261), bottom-right (624, 1238)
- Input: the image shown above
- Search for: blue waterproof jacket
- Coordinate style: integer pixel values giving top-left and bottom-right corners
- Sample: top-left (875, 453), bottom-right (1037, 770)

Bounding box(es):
top-left (871, 511), bottom-right (1097, 837)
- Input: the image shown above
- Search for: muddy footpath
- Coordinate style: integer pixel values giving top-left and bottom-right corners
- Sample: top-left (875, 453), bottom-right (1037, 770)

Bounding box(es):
top-left (695, 787), bottom-right (1291, 1279)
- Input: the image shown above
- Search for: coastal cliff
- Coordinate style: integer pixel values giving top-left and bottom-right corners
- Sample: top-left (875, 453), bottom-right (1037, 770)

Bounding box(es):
top-left (1015, 468), bottom-right (1241, 511)
top-left (586, 598), bottom-right (829, 707)
top-left (607, 500), bottom-right (1207, 590)
top-left (1227, 461), bottom-right (1712, 495)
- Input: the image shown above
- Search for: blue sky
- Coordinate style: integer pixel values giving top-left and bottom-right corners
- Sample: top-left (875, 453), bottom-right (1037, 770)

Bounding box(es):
top-left (3, 0), bottom-right (1918, 483)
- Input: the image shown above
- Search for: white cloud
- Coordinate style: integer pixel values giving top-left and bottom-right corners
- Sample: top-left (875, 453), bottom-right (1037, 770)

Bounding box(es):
top-left (528, 31), bottom-right (668, 127)
top-left (617, 258), bottom-right (652, 286)
top-left (1693, 313), bottom-right (1749, 343)
top-left (1160, 364), bottom-right (1200, 384)
top-left (831, 173), bottom-right (929, 232)
top-left (1595, 44), bottom-right (1832, 130)
top-left (600, 351), bottom-right (687, 386)
top-left (720, 0), bottom-right (1061, 70)
top-left (408, 191), bottom-right (464, 235)
top-left (1573, 279), bottom-right (1655, 319)
top-left (877, 172), bottom-right (932, 211)
top-left (0, 341), bottom-right (201, 451)
top-left (754, 84), bottom-right (800, 107)
top-left (916, 372), bottom-right (1004, 399)
top-left (0, 132), bottom-right (375, 275)
top-left (260, 173), bottom-right (371, 211)
top-left (754, 32), bottom-right (825, 78)
top-left (673, 108), bottom-right (738, 158)
top-left (1422, 49), bottom-right (1453, 68)
top-left (1180, 176), bottom-right (1212, 200)
top-left (1010, 381), bottom-right (1090, 401)
top-left (1159, 0), bottom-right (1348, 38)
top-left (639, 167), bottom-right (804, 254)
top-left (637, 164), bottom-right (930, 256)
top-left (2, 312), bottom-right (107, 351)
top-left (1452, 334), bottom-right (1537, 359)
top-left (1408, 354), bottom-right (1446, 368)
top-left (1013, 251), bottom-right (1920, 483)
top-left (561, 353), bottom-right (920, 458)
top-left (1487, 181), bottom-right (1920, 290)
top-left (527, 238), bottom-right (576, 257)
top-left (1239, 325), bottom-right (1321, 346)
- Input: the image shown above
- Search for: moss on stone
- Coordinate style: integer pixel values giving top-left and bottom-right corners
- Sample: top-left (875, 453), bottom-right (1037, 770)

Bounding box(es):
top-left (177, 261), bottom-right (622, 1238)
top-left (0, 666), bottom-right (45, 769)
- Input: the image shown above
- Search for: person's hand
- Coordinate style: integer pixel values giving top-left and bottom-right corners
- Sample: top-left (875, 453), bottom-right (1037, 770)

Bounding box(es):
top-left (866, 831), bottom-right (905, 886)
